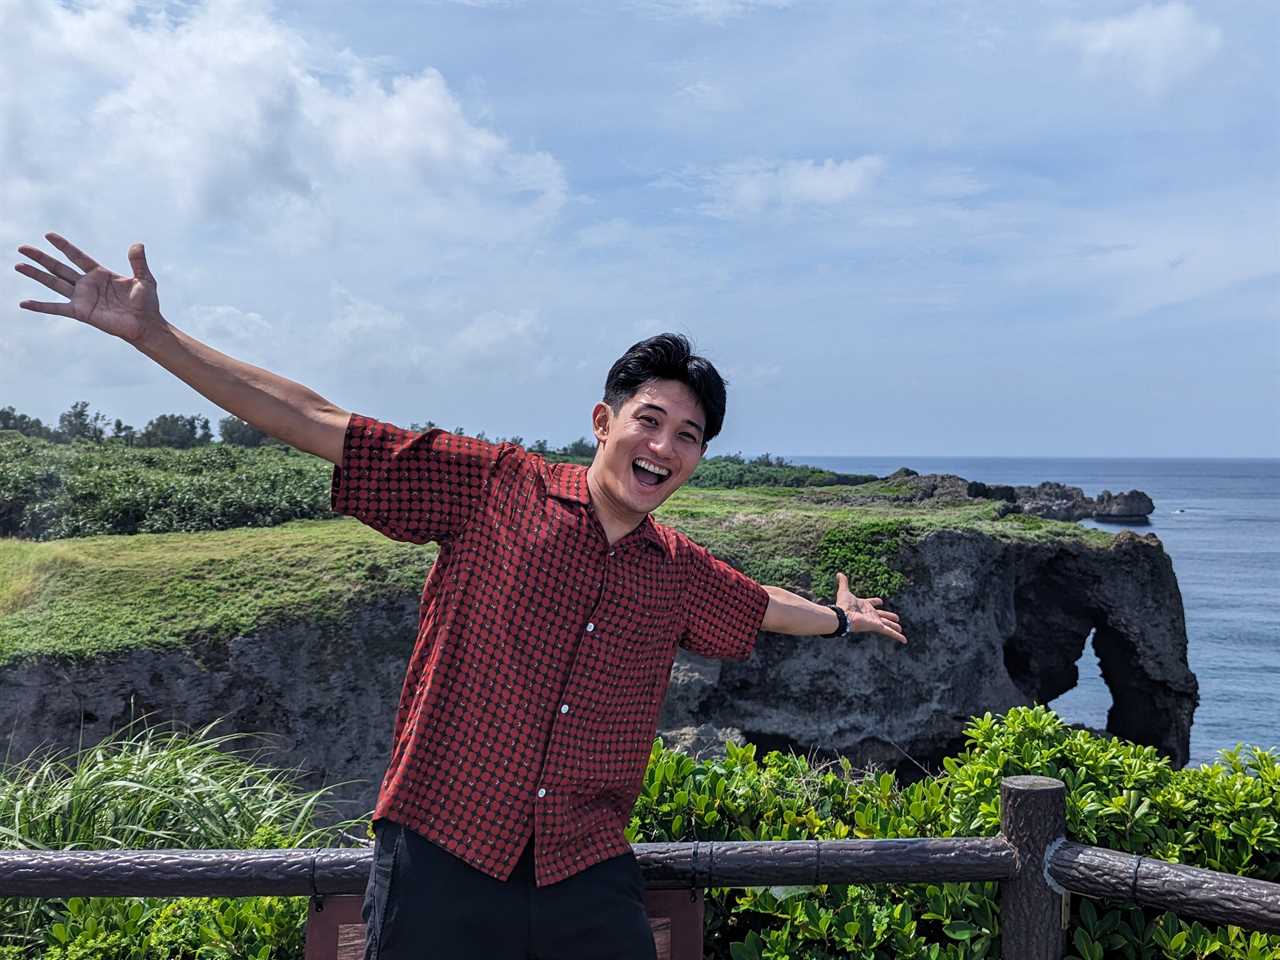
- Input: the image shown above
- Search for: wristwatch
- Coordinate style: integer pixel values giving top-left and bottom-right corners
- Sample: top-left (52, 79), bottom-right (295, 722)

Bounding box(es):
top-left (822, 604), bottom-right (852, 638)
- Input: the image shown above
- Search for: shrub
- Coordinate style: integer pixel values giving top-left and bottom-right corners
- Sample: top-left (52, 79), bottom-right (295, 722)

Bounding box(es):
top-left (689, 457), bottom-right (874, 489)
top-left (627, 706), bottom-right (1278, 959)
top-left (0, 433), bottom-right (332, 540)
top-left (0, 433), bottom-right (879, 540)
top-left (0, 716), bottom-right (367, 956)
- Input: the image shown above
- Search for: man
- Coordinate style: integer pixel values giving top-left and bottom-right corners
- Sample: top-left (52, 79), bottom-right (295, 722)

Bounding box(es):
top-left (16, 234), bottom-right (907, 959)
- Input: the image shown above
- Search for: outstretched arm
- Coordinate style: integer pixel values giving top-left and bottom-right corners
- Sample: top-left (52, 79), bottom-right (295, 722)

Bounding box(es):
top-left (15, 233), bottom-right (350, 464)
top-left (761, 572), bottom-right (907, 644)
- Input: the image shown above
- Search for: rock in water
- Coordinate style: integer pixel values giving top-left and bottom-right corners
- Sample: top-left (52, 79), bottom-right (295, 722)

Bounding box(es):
top-left (1094, 489), bottom-right (1155, 524)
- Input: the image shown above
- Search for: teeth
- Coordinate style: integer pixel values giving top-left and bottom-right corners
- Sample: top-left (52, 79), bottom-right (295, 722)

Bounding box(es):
top-left (634, 457), bottom-right (671, 477)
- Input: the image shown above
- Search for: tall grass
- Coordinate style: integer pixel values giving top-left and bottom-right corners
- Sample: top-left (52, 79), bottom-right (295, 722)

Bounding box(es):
top-left (0, 713), bottom-right (370, 955)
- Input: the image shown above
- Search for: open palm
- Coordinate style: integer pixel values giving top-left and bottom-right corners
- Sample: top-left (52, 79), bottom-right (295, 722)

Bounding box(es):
top-left (835, 571), bottom-right (907, 644)
top-left (15, 233), bottom-right (161, 344)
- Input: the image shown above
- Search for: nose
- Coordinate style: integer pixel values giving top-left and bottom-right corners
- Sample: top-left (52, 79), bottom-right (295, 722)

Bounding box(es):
top-left (647, 431), bottom-right (675, 460)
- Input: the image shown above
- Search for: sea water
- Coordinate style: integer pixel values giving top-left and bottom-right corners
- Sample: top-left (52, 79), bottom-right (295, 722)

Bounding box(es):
top-left (785, 456), bottom-right (1280, 765)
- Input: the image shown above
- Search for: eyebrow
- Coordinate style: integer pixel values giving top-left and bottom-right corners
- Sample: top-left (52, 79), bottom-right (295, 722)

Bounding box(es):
top-left (636, 403), bottom-right (704, 438)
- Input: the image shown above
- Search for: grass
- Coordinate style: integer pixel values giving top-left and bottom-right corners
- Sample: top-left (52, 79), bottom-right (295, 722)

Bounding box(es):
top-left (0, 714), bottom-right (366, 954)
top-left (0, 482), bottom-right (1115, 668)
top-left (0, 521), bottom-right (435, 667)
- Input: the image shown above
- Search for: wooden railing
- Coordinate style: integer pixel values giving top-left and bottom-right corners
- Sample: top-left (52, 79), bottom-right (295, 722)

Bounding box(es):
top-left (2, 777), bottom-right (1277, 959)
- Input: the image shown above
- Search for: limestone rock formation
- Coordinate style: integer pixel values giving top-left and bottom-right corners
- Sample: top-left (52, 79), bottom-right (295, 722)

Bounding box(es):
top-left (867, 473), bottom-right (1155, 524)
top-left (1094, 490), bottom-right (1156, 524)
top-left (660, 528), bottom-right (1197, 779)
top-left (0, 527), bottom-right (1196, 824)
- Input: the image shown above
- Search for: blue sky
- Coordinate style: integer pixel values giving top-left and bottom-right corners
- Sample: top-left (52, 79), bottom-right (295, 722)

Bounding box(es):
top-left (3, 0), bottom-right (1276, 456)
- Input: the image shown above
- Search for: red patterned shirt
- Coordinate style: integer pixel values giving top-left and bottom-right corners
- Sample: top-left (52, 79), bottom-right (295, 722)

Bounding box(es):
top-left (331, 413), bottom-right (770, 886)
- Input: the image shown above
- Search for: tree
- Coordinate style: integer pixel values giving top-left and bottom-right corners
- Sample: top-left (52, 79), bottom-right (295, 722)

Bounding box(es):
top-left (219, 415), bottom-right (268, 447)
top-left (138, 413), bottom-right (213, 448)
top-left (0, 405), bottom-right (59, 441)
top-left (111, 418), bottom-right (137, 447)
top-left (560, 436), bottom-right (596, 457)
top-left (58, 400), bottom-right (107, 443)
top-left (529, 439), bottom-right (549, 454)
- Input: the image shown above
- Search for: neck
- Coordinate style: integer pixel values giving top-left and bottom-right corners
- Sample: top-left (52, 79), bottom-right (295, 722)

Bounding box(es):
top-left (585, 463), bottom-right (646, 546)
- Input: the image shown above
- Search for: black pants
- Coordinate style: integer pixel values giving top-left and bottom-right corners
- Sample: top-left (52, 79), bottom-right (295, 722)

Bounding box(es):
top-left (362, 818), bottom-right (658, 959)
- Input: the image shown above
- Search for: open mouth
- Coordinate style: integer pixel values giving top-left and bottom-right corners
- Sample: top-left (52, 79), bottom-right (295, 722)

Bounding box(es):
top-left (632, 457), bottom-right (671, 488)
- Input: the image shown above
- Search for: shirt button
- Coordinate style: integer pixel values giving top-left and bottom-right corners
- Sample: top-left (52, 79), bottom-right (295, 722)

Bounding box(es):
top-left (609, 550), bottom-right (615, 556)
top-left (537, 788), bottom-right (547, 798)
top-left (585, 622), bottom-right (595, 632)
top-left (560, 704), bottom-right (569, 714)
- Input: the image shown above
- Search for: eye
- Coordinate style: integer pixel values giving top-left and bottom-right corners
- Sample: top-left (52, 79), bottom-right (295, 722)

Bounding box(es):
top-left (639, 415), bottom-right (658, 426)
top-left (679, 432), bottom-right (697, 442)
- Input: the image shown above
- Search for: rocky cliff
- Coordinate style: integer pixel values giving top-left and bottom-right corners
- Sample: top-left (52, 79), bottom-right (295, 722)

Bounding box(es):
top-left (0, 516), bottom-right (1197, 825)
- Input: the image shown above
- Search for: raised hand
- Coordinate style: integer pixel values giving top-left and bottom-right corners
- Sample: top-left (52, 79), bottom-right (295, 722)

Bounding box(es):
top-left (836, 571), bottom-right (907, 644)
top-left (15, 233), bottom-right (162, 345)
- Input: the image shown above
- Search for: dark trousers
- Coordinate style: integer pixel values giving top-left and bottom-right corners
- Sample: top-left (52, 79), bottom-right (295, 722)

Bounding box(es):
top-left (362, 818), bottom-right (658, 959)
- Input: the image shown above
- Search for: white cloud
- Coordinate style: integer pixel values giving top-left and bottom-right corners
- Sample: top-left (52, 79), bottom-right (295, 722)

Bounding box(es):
top-left (1054, 2), bottom-right (1223, 96)
top-left (0, 0), bottom-right (565, 243)
top-left (921, 169), bottom-right (989, 200)
top-left (184, 304), bottom-right (274, 355)
top-left (677, 79), bottom-right (737, 112)
top-left (698, 156), bottom-right (886, 218)
top-left (316, 287), bottom-right (552, 384)
top-left (627, 0), bottom-right (792, 24)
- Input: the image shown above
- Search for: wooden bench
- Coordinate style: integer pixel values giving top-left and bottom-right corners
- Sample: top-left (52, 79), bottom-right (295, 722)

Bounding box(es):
top-left (303, 888), bottom-right (704, 959)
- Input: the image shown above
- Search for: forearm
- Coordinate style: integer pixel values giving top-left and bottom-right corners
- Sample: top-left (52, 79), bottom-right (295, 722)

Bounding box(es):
top-left (133, 317), bottom-right (347, 461)
top-left (761, 585), bottom-right (839, 636)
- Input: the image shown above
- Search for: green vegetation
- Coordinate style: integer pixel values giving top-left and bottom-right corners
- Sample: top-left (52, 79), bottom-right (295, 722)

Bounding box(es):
top-left (627, 705), bottom-right (1279, 959)
top-left (0, 496), bottom-right (1113, 668)
top-left (0, 521), bottom-right (435, 666)
top-left (687, 454), bottom-right (874, 489)
top-left (0, 715), bottom-right (364, 958)
top-left (813, 519), bottom-right (910, 599)
top-left (0, 432), bottom-right (331, 540)
top-left (1, 707), bottom-right (1275, 958)
top-left (0, 432), bottom-right (866, 541)
top-left (0, 431), bottom-right (1114, 667)
top-left (0, 442), bottom-right (1119, 667)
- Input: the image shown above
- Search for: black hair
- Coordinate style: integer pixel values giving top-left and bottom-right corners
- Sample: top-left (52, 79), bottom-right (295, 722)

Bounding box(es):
top-left (602, 333), bottom-right (727, 444)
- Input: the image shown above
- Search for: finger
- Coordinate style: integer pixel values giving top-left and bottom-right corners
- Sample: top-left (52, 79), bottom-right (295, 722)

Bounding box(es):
top-left (14, 263), bottom-right (74, 298)
top-left (881, 622), bottom-right (908, 644)
top-left (18, 244), bottom-right (80, 284)
top-left (878, 610), bottom-right (901, 624)
top-left (19, 300), bottom-right (75, 317)
top-left (836, 572), bottom-right (848, 589)
top-left (45, 233), bottom-right (100, 274)
top-left (128, 242), bottom-right (156, 285)
top-left (867, 598), bottom-right (884, 607)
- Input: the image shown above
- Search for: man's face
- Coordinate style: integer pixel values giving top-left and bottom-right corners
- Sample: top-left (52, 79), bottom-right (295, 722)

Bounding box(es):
top-left (590, 378), bottom-right (708, 516)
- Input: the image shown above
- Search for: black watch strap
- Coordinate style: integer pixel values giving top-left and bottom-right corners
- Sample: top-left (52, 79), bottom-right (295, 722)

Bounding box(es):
top-left (821, 604), bottom-right (849, 638)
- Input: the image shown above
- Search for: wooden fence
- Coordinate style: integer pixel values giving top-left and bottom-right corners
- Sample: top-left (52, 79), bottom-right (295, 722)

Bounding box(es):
top-left (2, 777), bottom-right (1277, 959)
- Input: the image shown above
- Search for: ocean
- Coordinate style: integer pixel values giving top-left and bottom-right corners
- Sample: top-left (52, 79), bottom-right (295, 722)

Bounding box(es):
top-left (784, 456), bottom-right (1280, 766)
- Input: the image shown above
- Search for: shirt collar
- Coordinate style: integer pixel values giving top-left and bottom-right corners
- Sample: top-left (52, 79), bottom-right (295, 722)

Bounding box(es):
top-left (545, 462), bottom-right (667, 554)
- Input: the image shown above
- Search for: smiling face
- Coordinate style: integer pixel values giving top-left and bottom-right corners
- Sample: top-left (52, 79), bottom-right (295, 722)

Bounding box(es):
top-left (585, 377), bottom-right (708, 527)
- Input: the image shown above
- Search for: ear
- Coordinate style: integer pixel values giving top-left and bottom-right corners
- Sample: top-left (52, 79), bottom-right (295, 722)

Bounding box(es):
top-left (591, 401), bottom-right (613, 444)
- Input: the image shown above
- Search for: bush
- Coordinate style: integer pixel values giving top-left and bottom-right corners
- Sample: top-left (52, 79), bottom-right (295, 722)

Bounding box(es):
top-left (0, 716), bottom-right (367, 956)
top-left (0, 433), bottom-right (333, 540)
top-left (626, 705), bottom-right (1278, 959)
top-left (0, 707), bottom-right (1275, 957)
top-left (689, 457), bottom-right (875, 489)
top-left (0, 433), bottom-right (879, 540)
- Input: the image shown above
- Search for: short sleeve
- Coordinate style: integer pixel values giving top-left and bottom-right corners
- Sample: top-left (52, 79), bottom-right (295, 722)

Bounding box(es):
top-left (678, 538), bottom-right (770, 661)
top-left (330, 414), bottom-right (499, 544)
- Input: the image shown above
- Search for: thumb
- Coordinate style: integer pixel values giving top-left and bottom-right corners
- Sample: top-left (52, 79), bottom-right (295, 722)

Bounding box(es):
top-left (836, 571), bottom-right (848, 591)
top-left (128, 243), bottom-right (156, 285)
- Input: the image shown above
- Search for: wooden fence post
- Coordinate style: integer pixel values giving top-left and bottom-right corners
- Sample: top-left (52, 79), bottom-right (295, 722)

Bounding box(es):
top-left (1000, 776), bottom-right (1067, 960)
